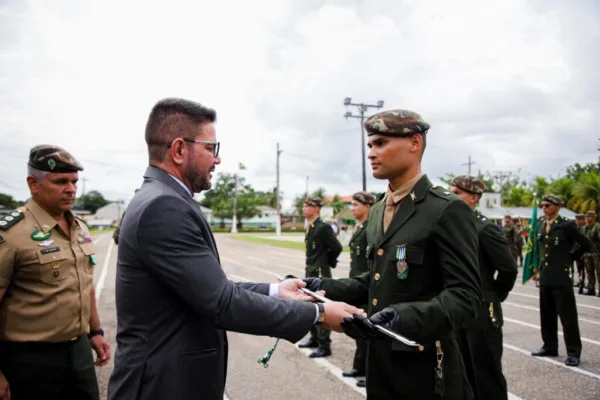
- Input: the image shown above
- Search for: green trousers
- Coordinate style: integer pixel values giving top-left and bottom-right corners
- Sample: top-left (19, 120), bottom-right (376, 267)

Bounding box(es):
top-left (0, 335), bottom-right (99, 400)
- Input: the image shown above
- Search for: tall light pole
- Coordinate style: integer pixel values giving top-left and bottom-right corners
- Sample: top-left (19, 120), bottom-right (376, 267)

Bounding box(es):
top-left (343, 97), bottom-right (384, 191)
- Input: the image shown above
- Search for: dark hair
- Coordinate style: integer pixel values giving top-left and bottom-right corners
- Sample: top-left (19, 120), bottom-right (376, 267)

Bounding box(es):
top-left (145, 98), bottom-right (216, 162)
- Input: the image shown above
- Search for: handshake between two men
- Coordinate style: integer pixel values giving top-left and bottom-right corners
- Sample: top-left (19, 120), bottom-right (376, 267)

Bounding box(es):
top-left (278, 275), bottom-right (403, 342)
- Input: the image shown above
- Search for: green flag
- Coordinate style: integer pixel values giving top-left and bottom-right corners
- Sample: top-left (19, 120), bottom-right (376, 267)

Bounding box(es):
top-left (522, 198), bottom-right (540, 284)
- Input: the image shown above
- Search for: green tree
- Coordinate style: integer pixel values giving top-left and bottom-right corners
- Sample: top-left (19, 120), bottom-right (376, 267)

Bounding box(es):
top-left (565, 162), bottom-right (600, 182)
top-left (327, 194), bottom-right (345, 215)
top-left (572, 172), bottom-right (600, 213)
top-left (0, 193), bottom-right (18, 209)
top-left (547, 177), bottom-right (575, 209)
top-left (75, 190), bottom-right (109, 214)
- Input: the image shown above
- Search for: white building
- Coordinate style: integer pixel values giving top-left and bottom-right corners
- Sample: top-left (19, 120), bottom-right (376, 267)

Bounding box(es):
top-left (241, 206), bottom-right (279, 228)
top-left (94, 202), bottom-right (126, 224)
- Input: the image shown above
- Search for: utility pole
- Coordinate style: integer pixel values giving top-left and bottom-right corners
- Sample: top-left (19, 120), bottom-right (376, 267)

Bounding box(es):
top-left (305, 176), bottom-right (309, 195)
top-left (275, 143), bottom-right (283, 237)
top-left (462, 156), bottom-right (476, 176)
top-left (81, 178), bottom-right (88, 209)
top-left (343, 97), bottom-right (384, 191)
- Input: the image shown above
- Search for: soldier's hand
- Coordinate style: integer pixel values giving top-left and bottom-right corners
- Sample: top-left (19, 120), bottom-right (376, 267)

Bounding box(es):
top-left (370, 306), bottom-right (402, 331)
top-left (0, 371), bottom-right (10, 400)
top-left (342, 314), bottom-right (387, 341)
top-left (322, 302), bottom-right (366, 333)
top-left (90, 335), bottom-right (111, 367)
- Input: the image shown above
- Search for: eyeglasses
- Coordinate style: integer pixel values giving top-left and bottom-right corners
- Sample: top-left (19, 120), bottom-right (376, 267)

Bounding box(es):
top-left (540, 203), bottom-right (553, 208)
top-left (167, 138), bottom-right (220, 157)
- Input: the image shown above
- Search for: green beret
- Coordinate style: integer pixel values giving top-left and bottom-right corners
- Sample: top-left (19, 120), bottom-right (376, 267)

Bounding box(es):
top-left (585, 210), bottom-right (597, 217)
top-left (451, 175), bottom-right (486, 194)
top-left (576, 213), bottom-right (585, 220)
top-left (364, 109), bottom-right (430, 137)
top-left (28, 144), bottom-right (83, 173)
top-left (541, 194), bottom-right (564, 206)
top-left (304, 197), bottom-right (323, 207)
top-left (352, 191), bottom-right (375, 205)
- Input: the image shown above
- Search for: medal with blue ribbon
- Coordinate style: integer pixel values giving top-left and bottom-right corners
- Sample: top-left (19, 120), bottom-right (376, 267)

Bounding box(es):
top-left (396, 244), bottom-right (409, 280)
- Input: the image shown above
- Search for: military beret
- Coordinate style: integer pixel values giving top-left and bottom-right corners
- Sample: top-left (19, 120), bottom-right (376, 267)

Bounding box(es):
top-left (451, 175), bottom-right (486, 195)
top-left (304, 197), bottom-right (323, 207)
top-left (352, 191), bottom-right (375, 205)
top-left (541, 194), bottom-right (564, 206)
top-left (28, 144), bottom-right (83, 173)
top-left (364, 109), bottom-right (430, 137)
top-left (585, 210), bottom-right (597, 217)
top-left (576, 213), bottom-right (585, 220)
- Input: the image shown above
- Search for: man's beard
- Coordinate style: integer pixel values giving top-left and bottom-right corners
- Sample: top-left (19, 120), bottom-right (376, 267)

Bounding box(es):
top-left (185, 151), bottom-right (212, 194)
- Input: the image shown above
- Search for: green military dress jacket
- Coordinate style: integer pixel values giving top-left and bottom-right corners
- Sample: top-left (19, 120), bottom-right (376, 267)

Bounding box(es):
top-left (537, 215), bottom-right (591, 288)
top-left (349, 221), bottom-right (369, 278)
top-left (321, 175), bottom-right (482, 399)
top-left (470, 211), bottom-right (518, 330)
top-left (305, 218), bottom-right (342, 274)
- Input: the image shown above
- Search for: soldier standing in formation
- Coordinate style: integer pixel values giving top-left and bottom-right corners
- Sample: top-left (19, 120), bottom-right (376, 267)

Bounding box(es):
top-left (503, 215), bottom-right (519, 264)
top-left (0, 145), bottom-right (111, 400)
top-left (582, 210), bottom-right (600, 296)
top-left (513, 220), bottom-right (524, 267)
top-left (341, 191), bottom-right (375, 388)
top-left (303, 109), bottom-right (482, 399)
top-left (298, 197), bottom-right (343, 358)
top-left (531, 194), bottom-right (591, 367)
top-left (451, 175), bottom-right (518, 400)
top-left (574, 214), bottom-right (587, 292)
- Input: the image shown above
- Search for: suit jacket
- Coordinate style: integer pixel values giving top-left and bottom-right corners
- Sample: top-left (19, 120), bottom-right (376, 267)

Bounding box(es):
top-left (108, 166), bottom-right (316, 400)
top-left (536, 215), bottom-right (591, 288)
top-left (321, 175), bottom-right (482, 399)
top-left (304, 218), bottom-right (342, 273)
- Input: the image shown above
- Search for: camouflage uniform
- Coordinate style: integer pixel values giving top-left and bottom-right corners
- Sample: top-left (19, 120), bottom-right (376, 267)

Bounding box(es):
top-left (514, 222), bottom-right (524, 267)
top-left (503, 218), bottom-right (519, 263)
top-left (582, 211), bottom-right (600, 296)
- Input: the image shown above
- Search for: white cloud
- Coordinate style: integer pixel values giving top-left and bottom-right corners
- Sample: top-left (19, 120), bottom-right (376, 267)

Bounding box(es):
top-left (1, 0), bottom-right (598, 208)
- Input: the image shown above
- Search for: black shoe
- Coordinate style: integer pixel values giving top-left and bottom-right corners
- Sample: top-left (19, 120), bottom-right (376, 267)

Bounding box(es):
top-left (298, 339), bottom-right (318, 349)
top-left (342, 368), bottom-right (365, 378)
top-left (309, 347), bottom-right (331, 358)
top-left (531, 348), bottom-right (558, 357)
top-left (565, 356), bottom-right (580, 367)
top-left (356, 379), bottom-right (366, 388)
top-left (586, 291), bottom-right (596, 296)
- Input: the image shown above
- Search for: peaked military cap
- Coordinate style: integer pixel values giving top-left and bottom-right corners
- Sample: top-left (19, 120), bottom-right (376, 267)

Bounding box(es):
top-left (585, 210), bottom-right (597, 217)
top-left (541, 194), bottom-right (564, 206)
top-left (304, 197), bottom-right (323, 207)
top-left (451, 175), bottom-right (486, 194)
top-left (352, 191), bottom-right (375, 205)
top-left (364, 109), bottom-right (430, 137)
top-left (28, 145), bottom-right (84, 173)
top-left (575, 213), bottom-right (585, 220)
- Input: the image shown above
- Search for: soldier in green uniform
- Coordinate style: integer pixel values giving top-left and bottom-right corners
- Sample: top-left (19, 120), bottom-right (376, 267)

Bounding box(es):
top-left (297, 197), bottom-right (343, 358)
top-left (574, 214), bottom-right (586, 291)
top-left (531, 194), bottom-right (591, 367)
top-left (502, 216), bottom-right (519, 264)
top-left (450, 175), bottom-right (518, 400)
top-left (582, 210), bottom-right (600, 296)
top-left (342, 191), bottom-right (375, 387)
top-left (303, 109), bottom-right (482, 399)
top-left (513, 220), bottom-right (524, 267)
top-left (0, 145), bottom-right (111, 400)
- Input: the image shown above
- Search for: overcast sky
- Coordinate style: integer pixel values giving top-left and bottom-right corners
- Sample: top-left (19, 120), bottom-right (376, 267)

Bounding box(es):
top-left (1, 0), bottom-right (598, 210)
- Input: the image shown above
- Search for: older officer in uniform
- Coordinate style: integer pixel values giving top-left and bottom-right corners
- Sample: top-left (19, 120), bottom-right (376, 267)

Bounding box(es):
top-left (304, 110), bottom-right (483, 399)
top-left (0, 145), bottom-right (110, 400)
top-left (451, 175), bottom-right (518, 400)
top-left (298, 197), bottom-right (343, 358)
top-left (531, 194), bottom-right (591, 367)
top-left (342, 191), bottom-right (375, 387)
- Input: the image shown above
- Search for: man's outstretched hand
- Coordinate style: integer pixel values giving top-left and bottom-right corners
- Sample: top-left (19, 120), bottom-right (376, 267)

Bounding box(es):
top-left (278, 278), bottom-right (326, 302)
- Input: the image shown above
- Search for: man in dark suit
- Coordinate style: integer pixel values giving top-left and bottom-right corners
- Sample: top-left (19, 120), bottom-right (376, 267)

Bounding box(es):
top-left (107, 98), bottom-right (363, 400)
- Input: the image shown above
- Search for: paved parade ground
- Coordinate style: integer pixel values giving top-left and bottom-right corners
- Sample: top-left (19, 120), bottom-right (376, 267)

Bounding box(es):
top-left (91, 232), bottom-right (600, 400)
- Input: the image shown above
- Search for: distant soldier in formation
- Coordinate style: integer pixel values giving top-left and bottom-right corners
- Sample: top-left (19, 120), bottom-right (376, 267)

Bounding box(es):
top-left (341, 191), bottom-right (375, 388)
top-left (502, 215), bottom-right (519, 264)
top-left (574, 213), bottom-right (587, 292)
top-left (582, 210), bottom-right (600, 296)
top-left (531, 194), bottom-right (591, 367)
top-left (513, 220), bottom-right (524, 267)
top-left (0, 145), bottom-right (111, 400)
top-left (451, 175), bottom-right (518, 400)
top-left (298, 197), bottom-right (343, 358)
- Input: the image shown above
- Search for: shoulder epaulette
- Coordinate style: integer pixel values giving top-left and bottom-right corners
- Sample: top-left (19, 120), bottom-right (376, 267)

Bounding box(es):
top-left (429, 185), bottom-right (454, 201)
top-left (74, 213), bottom-right (86, 222)
top-left (0, 210), bottom-right (25, 231)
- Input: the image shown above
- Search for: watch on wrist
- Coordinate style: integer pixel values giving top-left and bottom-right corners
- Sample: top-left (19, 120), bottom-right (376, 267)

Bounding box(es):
top-left (88, 328), bottom-right (104, 339)
top-left (316, 303), bottom-right (325, 325)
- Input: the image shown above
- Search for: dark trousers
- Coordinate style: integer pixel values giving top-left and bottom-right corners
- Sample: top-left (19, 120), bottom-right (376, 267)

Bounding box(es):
top-left (539, 285), bottom-right (582, 357)
top-left (352, 339), bottom-right (368, 373)
top-left (0, 336), bottom-right (99, 400)
top-left (306, 267), bottom-right (332, 349)
top-left (457, 326), bottom-right (507, 400)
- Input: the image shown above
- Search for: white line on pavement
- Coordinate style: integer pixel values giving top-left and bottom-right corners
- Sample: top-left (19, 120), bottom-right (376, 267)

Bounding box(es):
top-left (504, 342), bottom-right (600, 381)
top-left (509, 291), bottom-right (600, 311)
top-left (504, 317), bottom-right (600, 346)
top-left (95, 240), bottom-right (114, 302)
top-left (503, 301), bottom-right (600, 326)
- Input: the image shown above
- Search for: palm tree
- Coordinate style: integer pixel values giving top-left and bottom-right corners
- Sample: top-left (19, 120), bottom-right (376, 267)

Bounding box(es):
top-left (572, 172), bottom-right (600, 213)
top-left (547, 178), bottom-right (575, 209)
